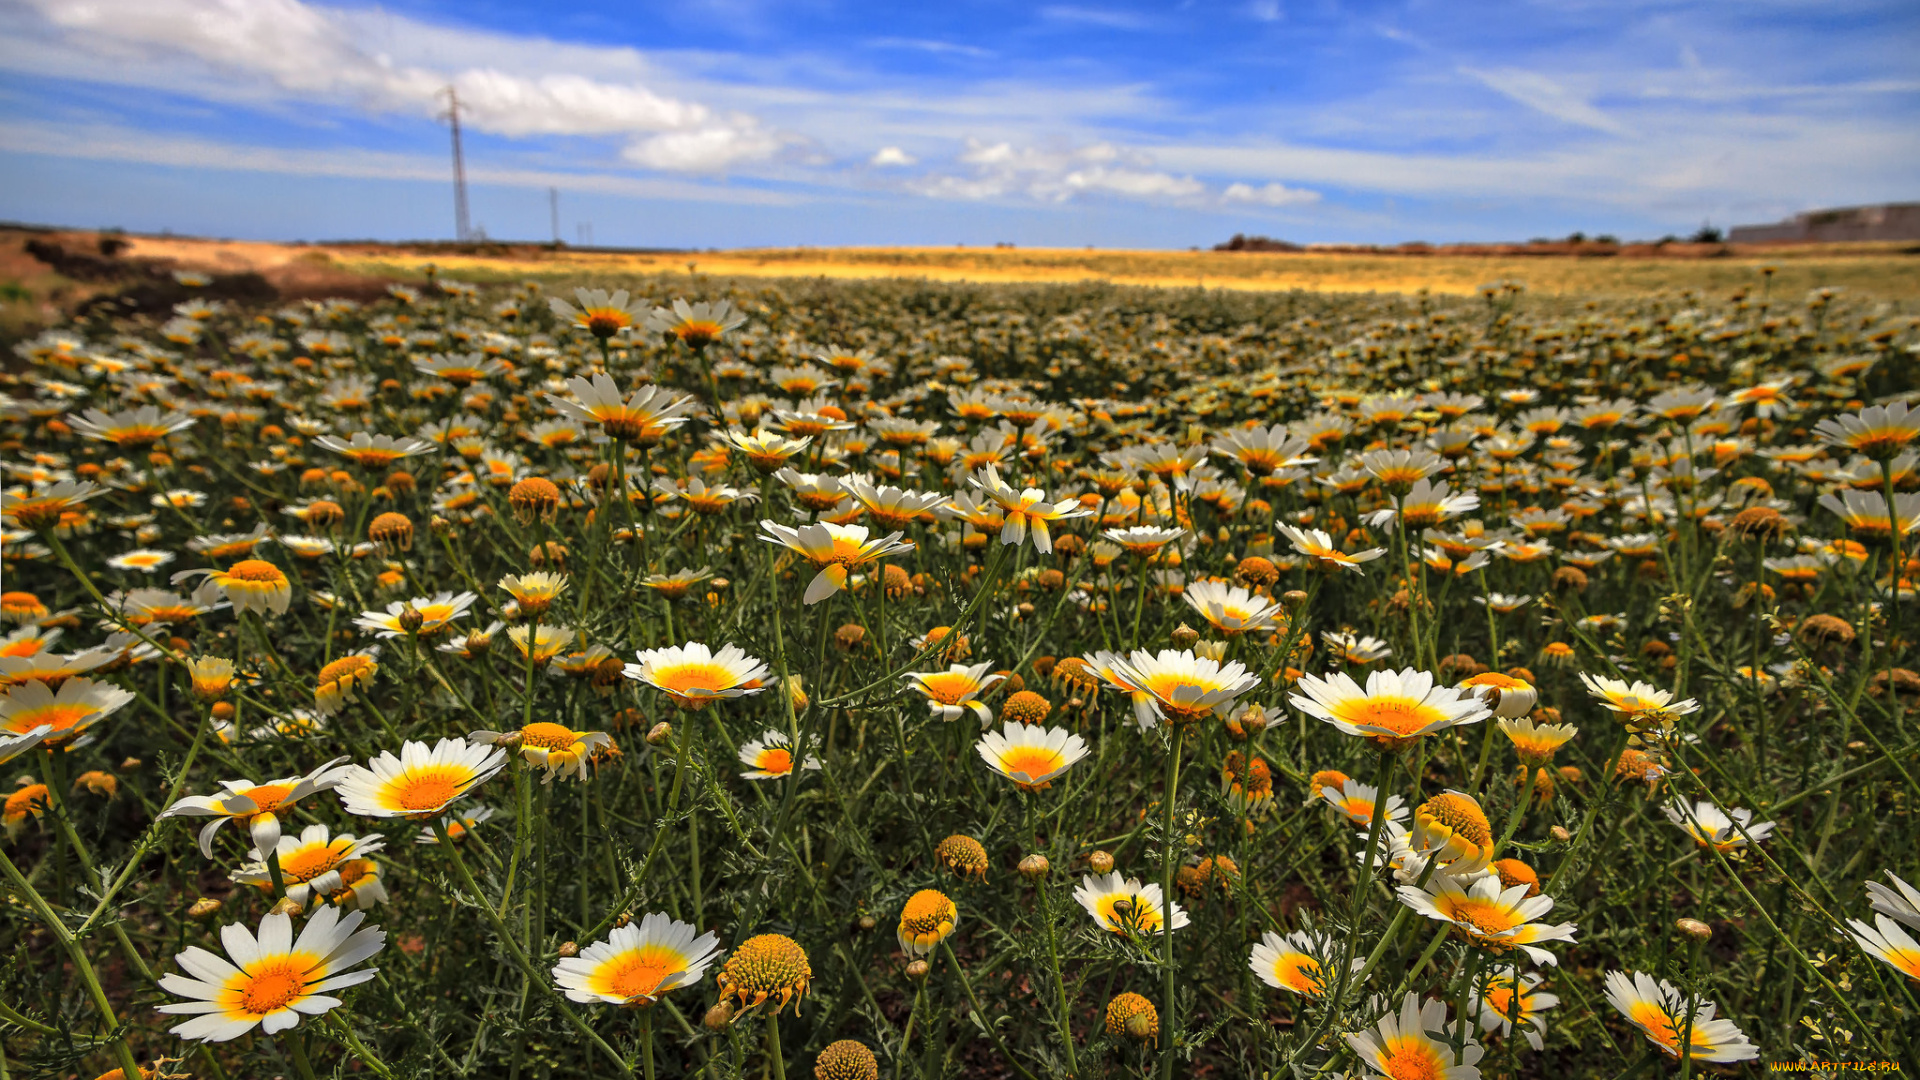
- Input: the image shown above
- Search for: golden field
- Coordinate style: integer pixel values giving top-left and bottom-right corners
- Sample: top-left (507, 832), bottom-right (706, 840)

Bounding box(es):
top-left (75, 231), bottom-right (1920, 300)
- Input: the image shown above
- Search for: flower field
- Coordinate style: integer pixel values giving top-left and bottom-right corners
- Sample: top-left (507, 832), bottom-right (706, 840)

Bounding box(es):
top-left (1, 270), bottom-right (1916, 1079)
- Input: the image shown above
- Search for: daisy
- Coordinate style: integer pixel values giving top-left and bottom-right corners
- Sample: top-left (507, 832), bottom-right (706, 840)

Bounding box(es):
top-left (1367, 478), bottom-right (1479, 532)
top-left (625, 642), bottom-right (770, 710)
top-left (0, 677), bottom-right (136, 762)
top-left (508, 624), bottom-right (575, 663)
top-left (1577, 673), bottom-right (1700, 723)
top-left (1323, 631), bottom-right (1393, 665)
top-left (1813, 400), bottom-right (1920, 460)
top-left (156, 905), bottom-right (385, 1042)
top-left (312, 431), bottom-right (437, 469)
top-left (1318, 776), bottom-right (1409, 827)
top-left (337, 737), bottom-right (507, 819)
top-left (554, 912), bottom-right (722, 1006)
top-left (498, 573), bottom-right (568, 617)
top-left (1470, 968), bottom-right (1559, 1051)
top-left (1663, 800), bottom-right (1775, 852)
top-left (550, 287), bottom-right (647, 339)
top-left (1291, 668), bottom-right (1489, 745)
top-left (66, 404), bottom-right (196, 448)
top-left (977, 723), bottom-right (1089, 790)
top-left (758, 520), bottom-right (915, 605)
top-left (1277, 523), bottom-right (1386, 573)
top-left (1181, 579), bottom-right (1285, 636)
top-left (107, 549), bottom-right (175, 573)
top-left (737, 728), bottom-right (821, 780)
top-left (1459, 672), bottom-right (1538, 719)
top-left (1496, 716), bottom-right (1577, 767)
top-left (904, 662), bottom-right (1006, 725)
top-left (843, 477), bottom-right (947, 530)
top-left (546, 374), bottom-right (697, 443)
top-left (1074, 871), bottom-right (1188, 937)
top-left (1, 479), bottom-right (103, 530)
top-left (160, 757), bottom-right (352, 857)
top-left (172, 559), bottom-right (292, 618)
top-left (1100, 648), bottom-right (1260, 728)
top-left (1396, 874), bottom-right (1577, 965)
top-left (413, 352), bottom-right (507, 386)
top-left (723, 428), bottom-right (813, 472)
top-left (967, 464), bottom-right (1091, 554)
top-left (1603, 970), bottom-right (1759, 1063)
top-left (354, 592), bottom-right (478, 638)
top-left (647, 297), bottom-right (747, 349)
top-left (1344, 994), bottom-right (1483, 1080)
top-left (1081, 650), bottom-right (1158, 729)
top-left (1102, 525), bottom-right (1188, 557)
top-left (1210, 424), bottom-right (1316, 476)
top-left (232, 823), bottom-right (385, 910)
top-left (1249, 930), bottom-right (1350, 997)
top-left (1818, 489), bottom-right (1920, 536)
top-left (469, 722), bottom-right (613, 783)
top-left (1845, 914), bottom-right (1920, 982)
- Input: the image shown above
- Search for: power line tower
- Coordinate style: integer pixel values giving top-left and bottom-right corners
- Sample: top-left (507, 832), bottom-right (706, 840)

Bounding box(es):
top-left (438, 86), bottom-right (471, 242)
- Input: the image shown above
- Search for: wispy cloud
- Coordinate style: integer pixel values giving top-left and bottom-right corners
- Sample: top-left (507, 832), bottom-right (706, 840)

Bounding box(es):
top-left (0, 120), bottom-right (802, 204)
top-left (1459, 67), bottom-right (1632, 136)
top-left (864, 37), bottom-right (995, 59)
top-left (1037, 6), bottom-right (1154, 30)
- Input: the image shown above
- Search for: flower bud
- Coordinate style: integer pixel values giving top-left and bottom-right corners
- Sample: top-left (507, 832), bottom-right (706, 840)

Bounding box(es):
top-left (858, 914), bottom-right (877, 931)
top-left (557, 941), bottom-right (580, 958)
top-left (271, 897), bottom-right (304, 918)
top-left (1282, 589), bottom-right (1309, 609)
top-left (1550, 825), bottom-right (1572, 843)
top-left (188, 897), bottom-right (223, 920)
top-left (703, 1003), bottom-right (735, 1031)
top-left (1018, 854), bottom-right (1050, 880)
top-left (1675, 918), bottom-right (1713, 941)
top-left (905, 960), bottom-right (930, 981)
top-left (1171, 623), bottom-right (1201, 648)
top-left (1088, 850), bottom-right (1115, 874)
top-left (646, 722), bottom-right (674, 746)
top-left (396, 604), bottom-right (426, 633)
top-left (119, 757), bottom-right (143, 772)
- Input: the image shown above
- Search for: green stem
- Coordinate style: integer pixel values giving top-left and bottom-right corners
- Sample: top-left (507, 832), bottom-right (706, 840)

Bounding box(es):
top-left (1158, 730), bottom-right (1183, 1080)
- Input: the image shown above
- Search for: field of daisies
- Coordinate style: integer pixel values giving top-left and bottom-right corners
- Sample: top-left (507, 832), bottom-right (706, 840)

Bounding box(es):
top-left (1, 270), bottom-right (1916, 1080)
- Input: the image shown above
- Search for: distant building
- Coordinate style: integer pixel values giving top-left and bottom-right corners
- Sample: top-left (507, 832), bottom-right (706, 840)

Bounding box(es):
top-left (1729, 203), bottom-right (1920, 244)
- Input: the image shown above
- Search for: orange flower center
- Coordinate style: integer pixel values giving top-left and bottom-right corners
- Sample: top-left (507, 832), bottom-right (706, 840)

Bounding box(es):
top-left (226, 559), bottom-right (286, 585)
top-left (236, 960), bottom-right (310, 1015)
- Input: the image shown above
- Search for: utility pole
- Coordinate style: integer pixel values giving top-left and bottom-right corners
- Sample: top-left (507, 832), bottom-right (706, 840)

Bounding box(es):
top-left (549, 187), bottom-right (560, 244)
top-left (439, 86), bottom-right (471, 242)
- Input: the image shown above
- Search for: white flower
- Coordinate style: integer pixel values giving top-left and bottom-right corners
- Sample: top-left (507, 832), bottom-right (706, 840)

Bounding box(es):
top-left (155, 905), bottom-right (385, 1042)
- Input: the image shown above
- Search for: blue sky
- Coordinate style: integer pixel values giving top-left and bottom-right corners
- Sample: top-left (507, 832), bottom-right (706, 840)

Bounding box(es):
top-left (1, 0), bottom-right (1916, 248)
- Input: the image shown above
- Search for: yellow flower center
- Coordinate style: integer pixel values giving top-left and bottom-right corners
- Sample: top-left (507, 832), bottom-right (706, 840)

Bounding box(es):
top-left (656, 664), bottom-right (733, 695)
top-left (599, 944), bottom-right (684, 1000)
top-left (385, 766), bottom-right (471, 811)
top-left (1377, 1035), bottom-right (1447, 1080)
top-left (1274, 954), bottom-right (1324, 995)
top-left (1419, 793), bottom-right (1493, 846)
top-left (521, 722), bottom-right (578, 750)
top-left (279, 842), bottom-right (347, 883)
top-left (997, 745), bottom-right (1065, 780)
top-left (235, 960), bottom-right (310, 1015)
top-left (7, 702), bottom-right (93, 734)
top-left (1335, 696), bottom-right (1448, 736)
top-left (1440, 896), bottom-right (1520, 936)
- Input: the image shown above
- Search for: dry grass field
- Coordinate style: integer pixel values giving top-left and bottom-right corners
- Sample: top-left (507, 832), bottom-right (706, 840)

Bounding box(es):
top-left (321, 241), bottom-right (1920, 300)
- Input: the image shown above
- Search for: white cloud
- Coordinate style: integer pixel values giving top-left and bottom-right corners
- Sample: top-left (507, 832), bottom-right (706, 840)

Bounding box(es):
top-left (1223, 181), bottom-right (1321, 206)
top-left (870, 146), bottom-right (917, 167)
top-left (1246, 1), bottom-right (1283, 22)
top-left (912, 138), bottom-right (1204, 203)
top-left (1459, 67), bottom-right (1632, 136)
top-left (10, 0), bottom-right (782, 172)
